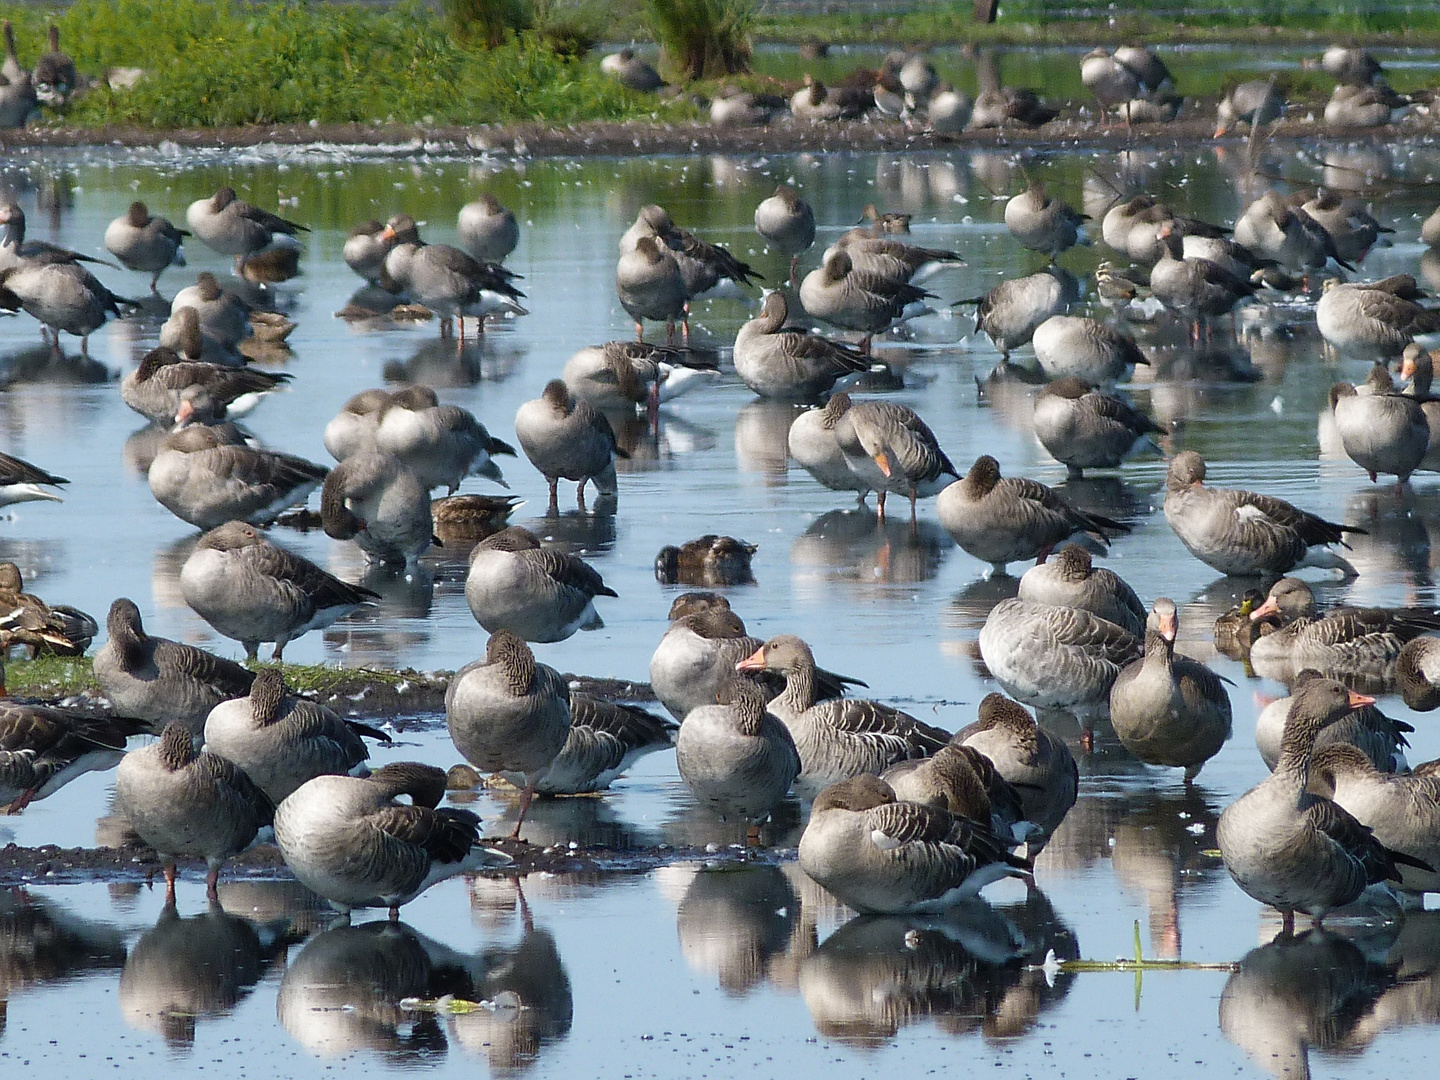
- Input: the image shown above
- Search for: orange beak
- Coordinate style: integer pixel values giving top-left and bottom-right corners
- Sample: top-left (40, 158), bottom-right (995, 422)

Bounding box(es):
top-left (174, 397), bottom-right (195, 427)
top-left (1213, 124), bottom-right (1228, 138)
top-left (1158, 609), bottom-right (1177, 642)
top-left (1347, 689), bottom-right (1376, 708)
top-left (736, 646), bottom-right (766, 672)
top-left (1249, 596), bottom-right (1281, 622)
top-left (872, 451), bottom-right (893, 478)
top-left (1402, 355), bottom-right (1418, 380)
top-left (378, 224), bottom-right (397, 243)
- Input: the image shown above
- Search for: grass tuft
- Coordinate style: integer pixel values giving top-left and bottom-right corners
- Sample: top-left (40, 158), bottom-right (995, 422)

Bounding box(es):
top-left (644, 0), bottom-right (754, 83)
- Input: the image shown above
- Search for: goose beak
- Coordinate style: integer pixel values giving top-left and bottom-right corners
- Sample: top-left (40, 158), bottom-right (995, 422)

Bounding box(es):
top-left (872, 451), bottom-right (893, 478)
top-left (378, 224), bottom-right (397, 243)
top-left (736, 647), bottom-right (766, 672)
top-left (1347, 689), bottom-right (1377, 708)
top-left (1158, 609), bottom-right (1177, 641)
top-left (1402, 355), bottom-right (1418, 380)
top-left (1249, 596), bottom-right (1281, 622)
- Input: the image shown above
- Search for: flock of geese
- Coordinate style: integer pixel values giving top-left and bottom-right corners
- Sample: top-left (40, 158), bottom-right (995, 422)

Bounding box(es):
top-left (5, 41), bottom-right (1440, 950)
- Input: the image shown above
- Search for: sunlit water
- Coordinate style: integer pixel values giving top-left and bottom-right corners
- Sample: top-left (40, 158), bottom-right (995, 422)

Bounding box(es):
top-left (3, 129), bottom-right (1440, 1077)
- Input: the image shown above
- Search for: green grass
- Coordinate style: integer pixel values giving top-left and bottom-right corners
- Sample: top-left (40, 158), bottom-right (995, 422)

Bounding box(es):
top-left (645, 0), bottom-right (755, 81)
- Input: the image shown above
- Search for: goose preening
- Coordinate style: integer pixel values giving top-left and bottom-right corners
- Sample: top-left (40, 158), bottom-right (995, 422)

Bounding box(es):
top-left (1395, 635), bottom-right (1440, 711)
top-left (561, 340), bottom-right (719, 414)
top-left (833, 396), bottom-right (958, 526)
top-left (654, 535), bottom-right (756, 586)
top-left (114, 721), bottom-right (272, 901)
top-left (180, 521), bottom-right (379, 660)
top-left (1328, 373), bottom-right (1429, 484)
top-left (1017, 543), bottom-right (1147, 638)
top-left (787, 394), bottom-right (874, 503)
top-left (1031, 377), bottom-right (1165, 478)
top-left (0, 450), bottom-right (67, 507)
top-left (147, 425), bottom-right (329, 530)
top-left (537, 693), bottom-right (676, 795)
top-left (185, 186), bottom-right (307, 270)
top-left (343, 219), bottom-right (395, 286)
top-left (1254, 670), bottom-right (1411, 773)
top-left (937, 455), bottom-right (1129, 576)
top-left (1216, 677), bottom-right (1428, 933)
top-left (104, 202), bottom-right (188, 290)
top-left (833, 231), bottom-right (965, 285)
top-left (960, 266), bottom-right (1079, 360)
top-left (737, 634), bottom-right (951, 799)
top-left (380, 213), bottom-right (526, 342)
top-left (273, 762), bottom-right (510, 919)
top-left (754, 185), bottom-right (815, 283)
top-left (122, 345), bottom-right (291, 425)
top-left (92, 598), bottom-right (255, 737)
top-left (1162, 451), bottom-right (1361, 577)
top-left (797, 775), bottom-right (1032, 914)
top-left (464, 525), bottom-right (617, 643)
top-left (318, 450), bottom-right (434, 568)
top-left (1108, 598), bottom-right (1233, 781)
top-left (622, 203), bottom-right (761, 308)
top-left (457, 193), bottom-right (519, 264)
top-left (514, 379), bottom-right (627, 509)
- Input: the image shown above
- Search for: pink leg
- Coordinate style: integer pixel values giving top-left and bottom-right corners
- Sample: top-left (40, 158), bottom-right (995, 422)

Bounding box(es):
top-left (205, 865), bottom-right (220, 902)
top-left (510, 781), bottom-right (537, 840)
top-left (163, 862), bottom-right (178, 905)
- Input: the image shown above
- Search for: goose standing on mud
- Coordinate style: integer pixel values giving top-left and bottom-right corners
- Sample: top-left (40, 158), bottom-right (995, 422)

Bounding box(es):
top-left (754, 185), bottom-right (815, 284)
top-left (380, 213), bottom-right (527, 342)
top-left (186, 186), bottom-right (307, 270)
top-left (534, 693), bottom-right (677, 795)
top-left (514, 379), bottom-right (627, 510)
top-left (105, 202), bottom-right (188, 291)
top-left (733, 291), bottom-right (869, 401)
top-left (833, 397), bottom-right (958, 526)
top-left (1032, 376), bottom-right (1164, 478)
top-left (464, 525), bottom-right (617, 643)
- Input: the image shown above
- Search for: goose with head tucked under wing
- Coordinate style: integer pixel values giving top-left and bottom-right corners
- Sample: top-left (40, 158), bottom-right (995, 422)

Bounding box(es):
top-left (1399, 345), bottom-right (1440, 471)
top-left (798, 775), bottom-right (1033, 914)
top-left (738, 634), bottom-right (951, 800)
top-left (374, 384), bottom-right (517, 493)
top-left (274, 762), bottom-right (510, 920)
top-left (733, 291), bottom-right (870, 401)
top-left (457, 193), bottom-right (519, 264)
top-left (380, 214), bottom-right (526, 342)
top-left (186, 186), bottom-right (307, 270)
top-left (833, 397), bottom-right (958, 526)
top-left (536, 693), bottom-right (676, 795)
top-left (464, 525), bottom-right (616, 643)
top-left (788, 393), bottom-right (874, 504)
top-left (561, 340), bottom-right (719, 413)
top-left (959, 266), bottom-right (1079, 360)
top-left (616, 234), bottom-right (689, 344)
top-left (1301, 189), bottom-right (1389, 265)
top-left (105, 202), bottom-right (187, 291)
top-left (319, 450), bottom-right (434, 568)
top-left (169, 272), bottom-right (253, 348)
top-left (1216, 677), bottom-right (1428, 933)
top-left (1254, 669), bottom-right (1411, 773)
top-left (754, 185), bottom-right (815, 283)
top-left (1004, 181), bottom-right (1089, 260)
top-left (514, 380), bottom-right (627, 509)
top-left (342, 220), bottom-right (394, 286)
top-left (1396, 635), bottom-right (1440, 711)
top-left (115, 721), bottom-right (272, 902)
top-left (624, 203), bottom-right (762, 303)
top-left (1162, 450), bottom-right (1362, 577)
top-left (1030, 315), bottom-right (1148, 385)
top-left (1324, 82), bottom-right (1409, 128)
top-left (1018, 543), bottom-right (1146, 637)
top-left (147, 425), bottom-right (329, 530)
top-left (800, 248), bottom-right (935, 354)
top-left (0, 450), bottom-right (66, 507)
top-left (1032, 376), bottom-right (1164, 478)
top-left (881, 739), bottom-right (1036, 846)
top-left (92, 598), bottom-right (255, 737)
top-left (1329, 371), bottom-right (1429, 485)
top-left (180, 521), bottom-right (379, 660)
top-left (937, 455), bottom-right (1130, 577)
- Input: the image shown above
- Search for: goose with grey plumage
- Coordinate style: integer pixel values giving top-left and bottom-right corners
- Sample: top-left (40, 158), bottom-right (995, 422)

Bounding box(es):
top-left (959, 266), bottom-right (1078, 360)
top-left (122, 345), bottom-right (291, 425)
top-left (373, 384), bottom-right (517, 493)
top-left (185, 187), bottom-right (307, 270)
top-left (532, 693), bottom-right (677, 795)
top-left (147, 425), bottom-right (328, 530)
top-left (787, 393), bottom-right (874, 503)
top-left (561, 340), bottom-right (718, 413)
top-left (1329, 369), bottom-right (1430, 485)
top-left (1004, 181), bottom-right (1089, 260)
top-left (1030, 315), bottom-right (1148, 385)
top-left (320, 450), bottom-right (434, 568)
top-left (733, 291), bottom-right (869, 401)
top-left (104, 201), bottom-right (188, 291)
top-left (464, 525), bottom-right (617, 643)
top-left (754, 185), bottom-right (815, 284)
top-left (833, 396), bottom-right (958, 526)
top-left (1017, 543), bottom-right (1146, 637)
top-left (514, 379), bottom-right (627, 509)
top-left (381, 213), bottom-right (526, 342)
top-left (1254, 670), bottom-right (1411, 773)
top-left (881, 739), bottom-right (1037, 847)
top-left (799, 248), bottom-right (934, 354)
top-left (0, 450), bottom-right (66, 507)
top-left (457, 193), bottom-right (519, 264)
top-left (1032, 376), bottom-right (1164, 478)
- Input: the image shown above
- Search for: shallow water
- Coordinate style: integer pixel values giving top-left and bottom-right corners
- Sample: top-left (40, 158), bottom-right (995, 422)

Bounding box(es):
top-left (3, 135), bottom-right (1440, 1076)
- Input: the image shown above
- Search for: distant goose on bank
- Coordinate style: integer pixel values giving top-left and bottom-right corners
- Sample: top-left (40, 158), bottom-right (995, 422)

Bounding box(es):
top-left (105, 202), bottom-right (188, 291)
top-left (968, 87), bottom-right (1057, 129)
top-left (1080, 48), bottom-right (1141, 123)
top-left (381, 214), bottom-right (526, 342)
top-left (926, 83), bottom-right (973, 134)
top-left (273, 763), bottom-right (510, 919)
top-left (93, 598), bottom-right (255, 737)
top-left (676, 677), bottom-right (799, 832)
top-left (319, 450), bottom-right (434, 568)
top-left (1018, 543), bottom-right (1146, 637)
top-left (147, 425), bottom-right (329, 530)
top-left (0, 450), bottom-right (67, 507)
top-left (788, 394), bottom-right (874, 503)
top-left (1214, 79), bottom-right (1284, 136)
top-left (561, 340), bottom-right (719, 413)
top-left (833, 397), bottom-right (958, 525)
top-left (799, 248), bottom-right (934, 354)
top-left (514, 379), bottom-right (627, 509)
top-left (1162, 451), bottom-right (1361, 577)
top-left (181, 521), bottom-right (379, 659)
top-left (1324, 82), bottom-right (1409, 128)
top-left (600, 47), bottom-right (663, 91)
top-left (31, 24), bottom-right (75, 107)
top-left (733, 290), bottom-right (869, 401)
top-left (1254, 670), bottom-right (1411, 773)
top-left (115, 721), bottom-right (272, 901)
top-left (754, 185), bottom-right (815, 283)
top-left (1329, 373), bottom-right (1429, 484)
top-left (960, 266), bottom-right (1079, 360)
top-left (464, 525), bottom-right (617, 643)
top-left (374, 384), bottom-right (517, 493)
top-left (0, 22), bottom-right (35, 128)
top-left (122, 345), bottom-right (290, 425)
top-left (1032, 376), bottom-right (1164, 477)
top-left (1004, 181), bottom-right (1088, 260)
top-left (186, 187), bottom-right (307, 270)
top-left (457, 193), bottom-right (519, 264)
top-left (1030, 315), bottom-right (1147, 385)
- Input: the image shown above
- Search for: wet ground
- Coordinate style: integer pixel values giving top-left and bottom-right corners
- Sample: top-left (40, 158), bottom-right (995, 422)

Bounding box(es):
top-left (2, 115), bottom-right (1440, 1076)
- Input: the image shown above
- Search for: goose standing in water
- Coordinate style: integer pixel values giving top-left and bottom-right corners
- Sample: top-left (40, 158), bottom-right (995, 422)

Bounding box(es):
top-left (115, 722), bottom-right (272, 902)
top-left (457, 193), bottom-right (519, 264)
top-left (381, 213), bottom-right (526, 342)
top-left (1329, 373), bottom-right (1429, 485)
top-left (1004, 181), bottom-right (1089, 260)
top-left (464, 525), bottom-right (617, 643)
top-left (121, 345), bottom-right (291, 425)
top-left (0, 260), bottom-right (134, 358)
top-left (373, 384), bottom-right (517, 493)
top-left (1399, 345), bottom-right (1440, 473)
top-left (1017, 543), bottom-right (1147, 637)
top-left (147, 425), bottom-right (329, 530)
top-left (105, 202), bottom-right (188, 291)
top-left (1216, 677), bottom-right (1425, 933)
top-left (1149, 223), bottom-right (1256, 339)
top-left (93, 598), bottom-right (255, 737)
top-left (881, 740), bottom-right (1036, 846)
top-left (960, 266), bottom-right (1079, 360)
top-left (0, 450), bottom-right (67, 507)
top-left (616, 234), bottom-right (688, 344)
top-left (797, 775), bottom-right (1032, 914)
top-left (1030, 315), bottom-right (1147, 385)
top-left (561, 340), bottom-right (719, 414)
top-left (737, 634), bottom-right (951, 799)
top-left (1162, 451), bottom-right (1361, 577)
top-left (1317, 276), bottom-right (1440, 356)
top-left (787, 393), bottom-right (874, 503)
top-left (1031, 376), bottom-right (1164, 478)
top-left (1109, 598), bottom-right (1233, 781)
top-left (799, 248), bottom-right (934, 354)
top-left (1253, 671), bottom-right (1411, 773)
top-left (342, 220), bottom-right (395, 286)
top-left (535, 693), bottom-right (677, 795)
top-left (274, 762), bottom-right (510, 919)
top-left (186, 187), bottom-right (307, 270)
top-left (514, 379), bottom-right (627, 509)
top-left (319, 450), bottom-right (434, 568)
top-left (833, 397), bottom-right (958, 526)
top-left (754, 185), bottom-right (815, 284)
top-left (733, 291), bottom-right (869, 401)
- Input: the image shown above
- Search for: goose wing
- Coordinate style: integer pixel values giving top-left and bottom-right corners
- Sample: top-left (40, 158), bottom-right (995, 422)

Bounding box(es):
top-left (527, 548), bottom-right (618, 599)
top-left (151, 638), bottom-right (255, 698)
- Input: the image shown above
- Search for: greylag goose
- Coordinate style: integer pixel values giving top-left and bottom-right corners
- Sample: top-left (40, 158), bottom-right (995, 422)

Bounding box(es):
top-left (675, 677), bottom-right (799, 831)
top-left (1329, 374), bottom-right (1429, 484)
top-left (799, 248), bottom-right (934, 354)
top-left (881, 740), bottom-right (1035, 846)
top-left (1162, 450), bottom-right (1361, 576)
top-left (1232, 190), bottom-right (1348, 276)
top-left (159, 304), bottom-right (243, 368)
top-left (464, 525), bottom-right (616, 643)
top-left (967, 88), bottom-right (1057, 129)
top-left (1032, 376), bottom-right (1164, 477)
top-left (180, 521), bottom-right (379, 659)
top-left (319, 451), bottom-right (433, 568)
top-left (457, 193), bottom-right (518, 264)
top-left (30, 24), bottom-right (74, 107)
top-left (925, 84), bottom-right (972, 133)
top-left (616, 234), bottom-right (688, 344)
top-left (937, 455), bottom-right (1129, 576)
top-left (1150, 223), bottom-right (1256, 333)
top-left (1216, 677), bottom-right (1424, 932)
top-left (561, 340), bottom-right (718, 412)
top-left (1324, 83), bottom-right (1408, 128)
top-left (273, 762), bottom-right (510, 919)
top-left (169, 272), bottom-right (252, 347)
top-left (1309, 744), bottom-right (1440, 897)
top-left (953, 693), bottom-right (1077, 857)
top-left (1017, 543), bottom-right (1146, 637)
top-left (92, 598), bottom-right (255, 737)
top-left (754, 185), bottom-right (815, 283)
top-left (833, 231), bottom-right (965, 285)
top-left (733, 291), bottom-right (869, 401)
top-left (381, 214), bottom-right (526, 342)
top-left (1030, 315), bottom-right (1147, 384)
top-left (204, 669), bottom-right (381, 803)
top-left (122, 346), bottom-right (290, 425)
top-left (737, 634), bottom-right (951, 799)
top-left (1112, 44), bottom-right (1172, 94)
top-left (1246, 576), bottom-right (1440, 686)
top-left (960, 266), bottom-right (1078, 359)
top-left (0, 450), bottom-right (66, 506)
top-left (0, 200), bottom-right (107, 272)
top-left (537, 693), bottom-right (676, 795)
top-left (322, 388), bottom-right (391, 461)
top-left (1109, 598), bottom-right (1233, 781)
top-left (1214, 79), bottom-right (1283, 136)
top-left (342, 220), bottom-right (394, 286)
top-left (185, 187), bottom-right (307, 268)
top-left (709, 88), bottom-right (781, 126)
top-left (788, 393), bottom-right (873, 502)
top-left (514, 379), bottom-right (627, 508)
top-left (1301, 190), bottom-right (1389, 265)
top-left (0, 260), bottom-right (133, 358)
top-left (790, 76), bottom-right (847, 121)
top-left (104, 202), bottom-right (187, 290)
top-left (898, 53), bottom-right (939, 103)
top-left (654, 535), bottom-right (756, 586)
top-left (1314, 45), bottom-right (1383, 86)
top-left (833, 396), bottom-right (958, 525)
top-left (115, 722), bottom-right (271, 901)
top-left (446, 629), bottom-right (570, 836)
top-left (0, 21), bottom-right (35, 128)
top-left (0, 682), bottom-right (143, 813)
top-left (1396, 635), bottom-right (1440, 711)
top-left (622, 204), bottom-right (761, 303)
top-left (1080, 48), bottom-right (1141, 122)
top-left (148, 425), bottom-right (329, 530)
top-left (977, 598), bottom-right (1143, 736)
top-left (0, 563), bottom-right (94, 656)
top-left (1254, 670), bottom-right (1410, 773)
top-left (797, 775), bottom-right (1032, 914)
top-left (1316, 277), bottom-right (1440, 356)
top-left (1423, 207), bottom-right (1440, 249)
top-left (600, 48), bottom-right (663, 91)
top-left (374, 384), bottom-right (517, 493)
top-left (1213, 589), bottom-right (1270, 659)
top-left (1003, 182), bottom-right (1088, 260)
top-left (1400, 345), bottom-right (1440, 474)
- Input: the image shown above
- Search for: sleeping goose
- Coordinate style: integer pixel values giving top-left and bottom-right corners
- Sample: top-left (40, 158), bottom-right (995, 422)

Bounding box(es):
top-left (464, 525), bottom-right (617, 643)
top-left (536, 693), bottom-right (676, 795)
top-left (1232, 191), bottom-right (1349, 277)
top-left (1017, 543), bottom-right (1146, 637)
top-left (787, 393), bottom-right (874, 503)
top-left (881, 740), bottom-right (1035, 846)
top-left (621, 204), bottom-right (761, 304)
top-left (169, 272), bottom-right (253, 348)
top-left (1080, 48), bottom-right (1141, 123)
top-left (1301, 190), bottom-right (1389, 265)
top-left (204, 669), bottom-right (382, 804)
top-left (1324, 82), bottom-right (1409, 128)
top-left (1109, 598), bottom-right (1233, 781)
top-left (1162, 450), bottom-right (1361, 577)
top-left (319, 450), bottom-right (434, 568)
top-left (737, 634), bottom-right (951, 799)
top-left (1031, 376), bottom-right (1164, 477)
top-left (180, 521), bottom-right (379, 659)
top-left (159, 304), bottom-right (244, 368)
top-left (600, 47), bottom-right (663, 91)
top-left (1329, 373), bottom-right (1429, 484)
top-left (30, 24), bottom-right (75, 107)
top-left (616, 234), bottom-right (688, 344)
top-left (561, 340), bottom-right (718, 412)
top-left (445, 629), bottom-right (570, 838)
top-left (457, 193), bottom-right (519, 264)
top-left (797, 774), bottom-right (1033, 914)
top-left (147, 425), bottom-right (329, 530)
top-left (380, 213), bottom-right (526, 342)
top-left (1395, 635), bottom-right (1440, 711)
top-left (733, 290), bottom-right (869, 401)
top-left (374, 384), bottom-right (517, 493)
top-left (185, 187), bottom-right (307, 269)
top-left (961, 266), bottom-right (1079, 359)
top-left (1030, 315), bottom-right (1147, 385)
top-left (1316, 276), bottom-right (1440, 356)
top-left (937, 455), bottom-right (1129, 576)
top-left (833, 396), bottom-right (958, 526)
top-left (832, 232), bottom-right (965, 285)
top-left (0, 21), bottom-right (35, 128)
top-left (1214, 79), bottom-right (1284, 136)
top-left (1149, 222), bottom-right (1256, 334)
top-left (1004, 181), bottom-right (1089, 260)
top-left (1254, 670), bottom-right (1411, 773)
top-left (799, 248), bottom-right (934, 354)
top-left (514, 380), bottom-right (626, 509)
top-left (754, 185), bottom-right (815, 283)
top-left (92, 598), bottom-right (254, 737)
top-left (0, 450), bottom-right (66, 506)
top-left (122, 346), bottom-right (290, 425)
top-left (1216, 677), bottom-right (1424, 933)
top-left (273, 762), bottom-right (510, 919)
top-left (105, 202), bottom-right (187, 291)
top-left (115, 721), bottom-right (272, 901)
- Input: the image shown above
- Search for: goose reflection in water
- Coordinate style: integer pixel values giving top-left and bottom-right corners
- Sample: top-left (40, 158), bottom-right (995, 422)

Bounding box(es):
top-left (1347, 910), bottom-right (1440, 1048)
top-left (382, 333), bottom-right (525, 388)
top-left (1219, 929), bottom-right (1394, 1080)
top-left (0, 889), bottom-right (127, 1035)
top-left (792, 509), bottom-right (950, 591)
top-left (670, 864), bottom-right (799, 996)
top-left (119, 898), bottom-right (279, 1049)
